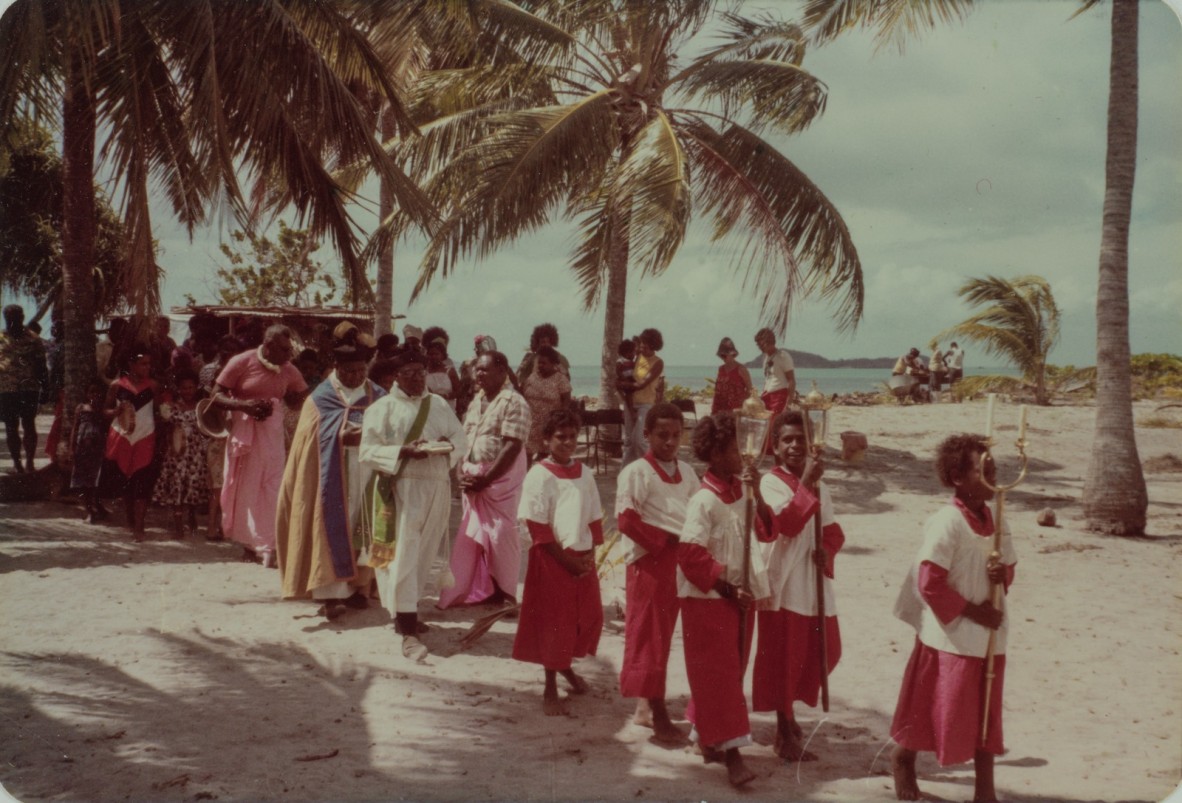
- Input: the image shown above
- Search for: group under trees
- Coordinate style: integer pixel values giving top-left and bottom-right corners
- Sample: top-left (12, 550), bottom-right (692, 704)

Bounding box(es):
top-left (800, 0), bottom-right (1146, 535)
top-left (0, 0), bottom-right (434, 435)
top-left (380, 0), bottom-right (864, 404)
top-left (939, 275), bottom-right (1061, 406)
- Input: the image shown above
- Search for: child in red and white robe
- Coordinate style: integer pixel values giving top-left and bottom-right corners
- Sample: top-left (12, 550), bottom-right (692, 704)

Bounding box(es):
top-left (753, 410), bottom-right (846, 761)
top-left (677, 413), bottom-right (771, 789)
top-left (512, 409), bottom-right (604, 716)
top-left (615, 402), bottom-right (698, 742)
top-left (889, 434), bottom-right (1017, 802)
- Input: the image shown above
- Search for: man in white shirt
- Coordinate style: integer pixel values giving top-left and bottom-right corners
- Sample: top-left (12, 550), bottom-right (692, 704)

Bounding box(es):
top-left (946, 342), bottom-right (965, 384)
top-left (754, 328), bottom-right (796, 423)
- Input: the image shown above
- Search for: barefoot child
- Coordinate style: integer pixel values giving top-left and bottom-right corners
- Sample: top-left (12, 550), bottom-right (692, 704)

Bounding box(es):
top-left (152, 370), bottom-right (210, 537)
top-left (677, 413), bottom-right (771, 788)
top-left (512, 409), bottom-right (604, 715)
top-left (70, 379), bottom-right (111, 523)
top-left (753, 410), bottom-right (845, 762)
top-left (615, 402), bottom-right (698, 742)
top-left (889, 434), bottom-right (1016, 802)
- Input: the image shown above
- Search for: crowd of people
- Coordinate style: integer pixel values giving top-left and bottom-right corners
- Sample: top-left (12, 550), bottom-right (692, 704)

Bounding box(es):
top-left (4, 309), bottom-right (1015, 797)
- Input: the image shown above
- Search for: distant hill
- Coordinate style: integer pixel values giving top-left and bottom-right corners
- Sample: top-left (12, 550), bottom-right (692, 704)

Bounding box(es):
top-left (746, 349), bottom-right (896, 370)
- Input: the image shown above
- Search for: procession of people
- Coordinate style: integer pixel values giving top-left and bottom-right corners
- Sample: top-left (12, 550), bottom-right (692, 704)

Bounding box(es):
top-left (5, 307), bottom-right (1017, 799)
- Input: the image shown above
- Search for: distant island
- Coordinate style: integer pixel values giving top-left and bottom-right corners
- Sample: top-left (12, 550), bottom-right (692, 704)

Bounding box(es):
top-left (746, 349), bottom-right (896, 370)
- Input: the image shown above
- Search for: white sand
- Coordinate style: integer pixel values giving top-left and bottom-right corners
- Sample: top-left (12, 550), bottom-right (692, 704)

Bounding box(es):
top-left (1, 399), bottom-right (1179, 801)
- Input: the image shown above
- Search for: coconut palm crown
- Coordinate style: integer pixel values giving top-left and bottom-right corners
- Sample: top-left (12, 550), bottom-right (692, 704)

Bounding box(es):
top-left (939, 275), bottom-right (1061, 405)
top-left (392, 0), bottom-right (863, 403)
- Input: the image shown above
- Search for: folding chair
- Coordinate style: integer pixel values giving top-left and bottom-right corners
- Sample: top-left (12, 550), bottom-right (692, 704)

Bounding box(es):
top-left (592, 408), bottom-right (625, 474)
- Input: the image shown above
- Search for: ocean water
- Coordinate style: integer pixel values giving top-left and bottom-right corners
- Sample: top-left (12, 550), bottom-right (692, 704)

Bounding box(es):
top-left (567, 365), bottom-right (1018, 399)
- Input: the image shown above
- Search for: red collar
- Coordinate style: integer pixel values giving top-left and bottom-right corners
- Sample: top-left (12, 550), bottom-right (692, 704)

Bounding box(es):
top-left (770, 465), bottom-right (802, 491)
top-left (541, 459), bottom-right (582, 480)
top-left (953, 497), bottom-right (995, 536)
top-left (643, 451), bottom-right (681, 483)
top-left (702, 470), bottom-right (743, 504)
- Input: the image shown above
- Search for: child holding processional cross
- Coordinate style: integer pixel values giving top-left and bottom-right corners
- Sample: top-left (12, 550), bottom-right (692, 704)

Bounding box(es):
top-left (753, 409), bottom-right (846, 762)
top-left (512, 409), bottom-right (604, 716)
top-left (677, 412), bottom-right (771, 789)
top-left (890, 433), bottom-right (1017, 802)
top-left (615, 402), bottom-right (698, 742)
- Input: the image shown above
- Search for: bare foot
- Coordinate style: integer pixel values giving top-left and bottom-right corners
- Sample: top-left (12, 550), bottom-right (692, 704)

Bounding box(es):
top-left (891, 745), bottom-right (921, 801)
top-left (773, 728), bottom-right (817, 762)
top-left (694, 742), bottom-right (724, 764)
top-left (652, 718), bottom-right (686, 744)
top-left (542, 690), bottom-right (568, 717)
top-left (632, 700), bottom-right (655, 728)
top-left (560, 669), bottom-right (588, 695)
top-left (725, 749), bottom-right (756, 788)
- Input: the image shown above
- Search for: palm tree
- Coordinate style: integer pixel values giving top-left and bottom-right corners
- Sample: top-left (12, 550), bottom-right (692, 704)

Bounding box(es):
top-left (939, 275), bottom-right (1060, 405)
top-left (390, 1), bottom-right (863, 404)
top-left (801, 0), bottom-right (1146, 533)
top-left (0, 0), bottom-right (433, 424)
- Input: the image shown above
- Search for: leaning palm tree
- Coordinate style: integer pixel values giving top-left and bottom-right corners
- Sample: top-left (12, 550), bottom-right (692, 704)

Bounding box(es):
top-left (938, 275), bottom-right (1060, 405)
top-left (388, 1), bottom-right (863, 403)
top-left (0, 0), bottom-right (433, 424)
top-left (801, 0), bottom-right (1146, 534)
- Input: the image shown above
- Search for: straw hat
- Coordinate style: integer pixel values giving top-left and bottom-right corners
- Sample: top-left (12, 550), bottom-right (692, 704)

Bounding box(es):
top-left (196, 397), bottom-right (229, 439)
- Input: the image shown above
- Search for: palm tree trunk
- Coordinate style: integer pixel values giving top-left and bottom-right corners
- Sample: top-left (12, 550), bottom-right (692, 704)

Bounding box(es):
top-left (374, 104), bottom-right (397, 337)
top-left (60, 51), bottom-right (98, 448)
top-left (598, 201), bottom-right (631, 408)
top-left (1083, 0), bottom-right (1146, 535)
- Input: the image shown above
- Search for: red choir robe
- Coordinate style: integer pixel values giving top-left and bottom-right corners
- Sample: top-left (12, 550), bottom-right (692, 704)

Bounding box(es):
top-left (753, 467), bottom-right (845, 711)
top-left (677, 471), bottom-right (770, 750)
top-left (890, 498), bottom-right (1017, 765)
top-left (512, 459), bottom-right (604, 670)
top-left (616, 451), bottom-right (698, 699)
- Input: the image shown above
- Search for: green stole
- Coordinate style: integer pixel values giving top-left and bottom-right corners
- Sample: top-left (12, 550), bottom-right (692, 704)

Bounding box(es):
top-left (368, 396), bottom-right (432, 569)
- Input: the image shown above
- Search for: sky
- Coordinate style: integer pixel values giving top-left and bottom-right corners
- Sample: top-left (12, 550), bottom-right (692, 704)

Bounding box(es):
top-left (8, 0), bottom-right (1180, 368)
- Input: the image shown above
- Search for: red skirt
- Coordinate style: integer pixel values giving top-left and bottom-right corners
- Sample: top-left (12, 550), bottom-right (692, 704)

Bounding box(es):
top-left (619, 548), bottom-right (681, 699)
top-left (512, 546), bottom-right (602, 670)
top-left (890, 638), bottom-right (1006, 766)
top-left (682, 597), bottom-right (755, 748)
top-left (752, 609), bottom-right (841, 711)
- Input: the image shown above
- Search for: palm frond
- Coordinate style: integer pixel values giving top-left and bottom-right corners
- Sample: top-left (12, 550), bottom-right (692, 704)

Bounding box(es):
top-left (686, 11), bottom-right (809, 67)
top-left (801, 0), bottom-right (976, 53)
top-left (568, 176), bottom-right (629, 309)
top-left (412, 90), bottom-right (620, 298)
top-left (615, 110), bottom-right (690, 279)
top-left (679, 119), bottom-right (863, 334)
top-left (676, 58), bottom-right (827, 134)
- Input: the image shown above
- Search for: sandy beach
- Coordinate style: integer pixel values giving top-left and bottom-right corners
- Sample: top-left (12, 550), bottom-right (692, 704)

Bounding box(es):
top-left (1, 398), bottom-right (1179, 802)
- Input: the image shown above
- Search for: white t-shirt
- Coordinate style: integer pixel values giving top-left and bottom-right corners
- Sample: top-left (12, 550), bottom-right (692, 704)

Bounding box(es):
top-left (894, 504), bottom-right (1016, 658)
top-left (518, 461), bottom-right (603, 551)
top-left (759, 471), bottom-right (837, 616)
top-left (762, 348), bottom-right (795, 393)
top-left (615, 456), bottom-right (699, 563)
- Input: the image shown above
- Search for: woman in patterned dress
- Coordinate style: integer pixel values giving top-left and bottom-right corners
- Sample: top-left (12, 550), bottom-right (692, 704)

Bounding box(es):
top-left (152, 370), bottom-right (209, 537)
top-left (521, 346), bottom-right (572, 461)
top-left (711, 337), bottom-right (753, 414)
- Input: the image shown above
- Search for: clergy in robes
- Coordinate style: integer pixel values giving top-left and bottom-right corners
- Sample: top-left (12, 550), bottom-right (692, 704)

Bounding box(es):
top-left (276, 344), bottom-right (384, 619)
top-left (214, 325), bottom-right (307, 567)
top-left (360, 350), bottom-right (466, 660)
top-left (438, 350), bottom-right (530, 609)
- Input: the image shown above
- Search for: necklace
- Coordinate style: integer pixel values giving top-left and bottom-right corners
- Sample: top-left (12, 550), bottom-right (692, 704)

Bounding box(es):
top-left (256, 347), bottom-right (281, 373)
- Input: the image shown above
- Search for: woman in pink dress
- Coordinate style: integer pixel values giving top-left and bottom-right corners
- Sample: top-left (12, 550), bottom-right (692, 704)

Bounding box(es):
top-left (213, 325), bottom-right (307, 567)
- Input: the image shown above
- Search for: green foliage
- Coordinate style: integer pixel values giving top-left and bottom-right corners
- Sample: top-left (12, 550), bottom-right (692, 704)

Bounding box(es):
top-left (212, 223), bottom-right (344, 308)
top-left (1130, 354), bottom-right (1182, 395)
top-left (663, 383), bottom-right (698, 402)
top-left (0, 121), bottom-right (128, 314)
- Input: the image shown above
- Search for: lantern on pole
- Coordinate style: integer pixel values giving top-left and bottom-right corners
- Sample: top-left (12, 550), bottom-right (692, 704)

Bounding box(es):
top-left (800, 380), bottom-right (834, 711)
